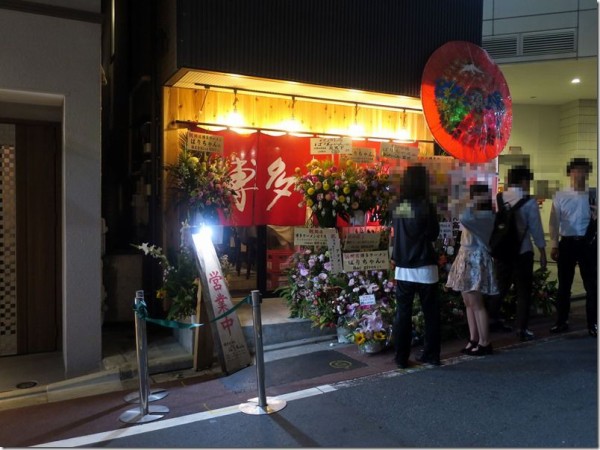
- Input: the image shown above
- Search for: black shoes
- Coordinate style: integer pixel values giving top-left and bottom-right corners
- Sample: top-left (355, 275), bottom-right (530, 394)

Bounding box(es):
top-left (396, 360), bottom-right (417, 369)
top-left (460, 340), bottom-right (478, 354)
top-left (468, 343), bottom-right (493, 356)
top-left (517, 329), bottom-right (535, 342)
top-left (417, 354), bottom-right (441, 366)
top-left (550, 323), bottom-right (569, 334)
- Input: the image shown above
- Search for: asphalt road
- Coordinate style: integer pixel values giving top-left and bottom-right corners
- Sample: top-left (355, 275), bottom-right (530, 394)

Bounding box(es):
top-left (33, 334), bottom-right (597, 448)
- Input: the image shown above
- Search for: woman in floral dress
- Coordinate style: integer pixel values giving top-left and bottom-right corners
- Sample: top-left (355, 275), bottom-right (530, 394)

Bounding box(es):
top-left (446, 183), bottom-right (498, 356)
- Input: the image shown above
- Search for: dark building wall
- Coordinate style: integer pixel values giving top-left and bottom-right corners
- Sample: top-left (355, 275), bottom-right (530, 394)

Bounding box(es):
top-left (174, 0), bottom-right (483, 97)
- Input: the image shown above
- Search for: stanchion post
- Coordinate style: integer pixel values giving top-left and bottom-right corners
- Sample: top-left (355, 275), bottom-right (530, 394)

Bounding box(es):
top-left (119, 290), bottom-right (169, 423)
top-left (239, 290), bottom-right (286, 415)
top-left (252, 290), bottom-right (267, 408)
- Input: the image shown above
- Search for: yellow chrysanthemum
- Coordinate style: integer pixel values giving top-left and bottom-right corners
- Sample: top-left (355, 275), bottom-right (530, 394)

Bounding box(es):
top-left (307, 187), bottom-right (315, 196)
top-left (306, 199), bottom-right (314, 207)
top-left (343, 186), bottom-right (351, 195)
top-left (338, 195), bottom-right (346, 203)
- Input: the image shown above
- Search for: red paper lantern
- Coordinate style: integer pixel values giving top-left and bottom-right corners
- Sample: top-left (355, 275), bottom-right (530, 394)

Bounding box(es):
top-left (421, 41), bottom-right (512, 163)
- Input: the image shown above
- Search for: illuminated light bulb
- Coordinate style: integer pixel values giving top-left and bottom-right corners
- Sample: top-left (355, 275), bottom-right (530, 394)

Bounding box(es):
top-left (349, 123), bottom-right (365, 138)
top-left (225, 110), bottom-right (244, 127)
top-left (396, 128), bottom-right (411, 141)
top-left (280, 118), bottom-right (303, 133)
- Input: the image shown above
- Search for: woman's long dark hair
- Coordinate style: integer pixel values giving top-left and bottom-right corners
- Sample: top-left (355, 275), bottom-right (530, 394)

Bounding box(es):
top-left (469, 182), bottom-right (492, 211)
top-left (400, 165), bottom-right (429, 201)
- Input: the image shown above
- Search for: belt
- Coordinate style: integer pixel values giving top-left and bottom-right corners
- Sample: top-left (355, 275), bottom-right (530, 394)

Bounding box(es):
top-left (561, 235), bottom-right (586, 241)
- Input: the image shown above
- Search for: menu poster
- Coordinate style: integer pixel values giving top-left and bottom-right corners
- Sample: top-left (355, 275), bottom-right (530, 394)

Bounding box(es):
top-left (310, 137), bottom-right (353, 155)
top-left (186, 131), bottom-right (224, 154)
top-left (343, 250), bottom-right (390, 272)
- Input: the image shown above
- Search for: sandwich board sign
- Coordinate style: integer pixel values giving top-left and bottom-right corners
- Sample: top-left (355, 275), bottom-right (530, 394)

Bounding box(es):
top-left (191, 230), bottom-right (251, 374)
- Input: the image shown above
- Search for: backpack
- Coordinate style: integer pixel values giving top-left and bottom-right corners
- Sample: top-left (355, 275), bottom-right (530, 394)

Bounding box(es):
top-left (489, 193), bottom-right (530, 261)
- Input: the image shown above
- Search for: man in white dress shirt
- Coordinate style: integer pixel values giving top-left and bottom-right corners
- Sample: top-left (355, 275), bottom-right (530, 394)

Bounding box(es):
top-left (549, 157), bottom-right (597, 337)
top-left (493, 166), bottom-right (548, 342)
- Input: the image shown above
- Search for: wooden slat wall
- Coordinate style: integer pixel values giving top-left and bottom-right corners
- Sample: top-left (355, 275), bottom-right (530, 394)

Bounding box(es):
top-left (164, 87), bottom-right (433, 142)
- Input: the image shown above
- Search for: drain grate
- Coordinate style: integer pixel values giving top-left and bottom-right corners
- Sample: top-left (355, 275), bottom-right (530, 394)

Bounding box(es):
top-left (16, 381), bottom-right (37, 389)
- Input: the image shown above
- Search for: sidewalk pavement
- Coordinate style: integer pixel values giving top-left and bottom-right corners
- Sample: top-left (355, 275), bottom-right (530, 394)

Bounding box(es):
top-left (0, 300), bottom-right (595, 448)
top-left (0, 294), bottom-right (591, 414)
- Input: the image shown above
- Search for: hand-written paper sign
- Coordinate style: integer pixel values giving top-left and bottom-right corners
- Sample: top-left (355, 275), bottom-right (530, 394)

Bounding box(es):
top-left (439, 221), bottom-right (453, 240)
top-left (359, 294), bottom-right (376, 306)
top-left (343, 250), bottom-right (390, 272)
top-left (191, 233), bottom-right (251, 374)
top-left (343, 231), bottom-right (381, 252)
top-left (187, 131), bottom-right (224, 154)
top-left (294, 227), bottom-right (330, 247)
top-left (325, 229), bottom-right (344, 274)
top-left (350, 146), bottom-right (376, 163)
top-left (380, 142), bottom-right (419, 160)
top-left (310, 137), bottom-right (352, 155)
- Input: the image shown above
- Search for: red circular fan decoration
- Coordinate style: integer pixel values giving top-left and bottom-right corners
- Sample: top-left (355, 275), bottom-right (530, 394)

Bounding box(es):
top-left (421, 41), bottom-right (512, 163)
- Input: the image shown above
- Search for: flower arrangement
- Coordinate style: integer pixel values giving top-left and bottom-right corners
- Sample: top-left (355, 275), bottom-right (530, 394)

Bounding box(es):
top-left (167, 132), bottom-right (236, 223)
top-left (132, 242), bottom-right (199, 320)
top-left (338, 270), bottom-right (396, 351)
top-left (132, 237), bottom-right (235, 321)
top-left (293, 158), bottom-right (391, 227)
top-left (276, 247), bottom-right (343, 325)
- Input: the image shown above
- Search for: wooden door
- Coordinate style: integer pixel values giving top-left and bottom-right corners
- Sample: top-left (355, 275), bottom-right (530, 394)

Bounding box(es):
top-left (15, 122), bottom-right (61, 354)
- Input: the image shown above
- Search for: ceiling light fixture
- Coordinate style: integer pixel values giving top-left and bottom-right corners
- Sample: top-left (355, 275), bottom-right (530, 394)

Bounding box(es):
top-left (349, 103), bottom-right (365, 138)
top-left (571, 78), bottom-right (581, 84)
top-left (225, 89), bottom-right (244, 127)
top-left (280, 95), bottom-right (302, 133)
top-left (396, 109), bottom-right (411, 141)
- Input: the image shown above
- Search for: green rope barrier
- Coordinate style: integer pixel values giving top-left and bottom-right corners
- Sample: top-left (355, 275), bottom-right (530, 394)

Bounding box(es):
top-left (133, 295), bottom-right (252, 329)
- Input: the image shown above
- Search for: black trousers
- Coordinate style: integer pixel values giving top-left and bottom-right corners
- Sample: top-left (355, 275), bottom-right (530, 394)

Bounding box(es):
top-left (555, 238), bottom-right (598, 329)
top-left (393, 280), bottom-right (440, 364)
top-left (494, 251), bottom-right (534, 332)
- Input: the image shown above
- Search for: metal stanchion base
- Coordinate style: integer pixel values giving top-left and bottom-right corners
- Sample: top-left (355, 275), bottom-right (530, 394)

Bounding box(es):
top-left (119, 405), bottom-right (170, 424)
top-left (239, 397), bottom-right (287, 415)
top-left (124, 388), bottom-right (168, 403)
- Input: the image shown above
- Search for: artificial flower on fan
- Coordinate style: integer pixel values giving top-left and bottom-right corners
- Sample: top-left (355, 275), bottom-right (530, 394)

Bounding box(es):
top-left (167, 132), bottom-right (237, 223)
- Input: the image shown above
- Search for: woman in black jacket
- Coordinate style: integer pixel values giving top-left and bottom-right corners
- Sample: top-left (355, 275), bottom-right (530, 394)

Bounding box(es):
top-left (391, 165), bottom-right (441, 368)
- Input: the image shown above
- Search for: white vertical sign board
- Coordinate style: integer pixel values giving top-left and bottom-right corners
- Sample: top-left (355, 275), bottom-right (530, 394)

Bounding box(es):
top-left (191, 233), bottom-right (251, 373)
top-left (324, 229), bottom-right (344, 274)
